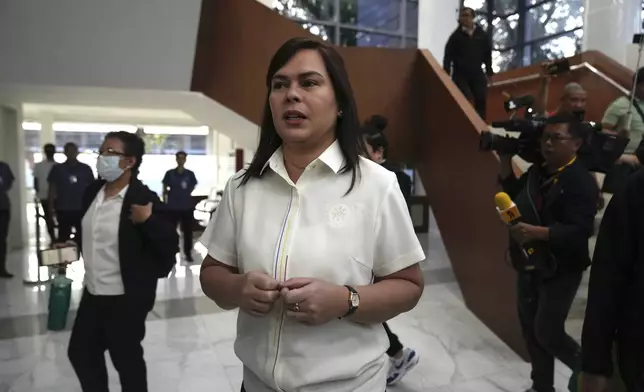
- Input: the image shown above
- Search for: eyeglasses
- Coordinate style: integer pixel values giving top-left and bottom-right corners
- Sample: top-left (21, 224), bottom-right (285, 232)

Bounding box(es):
top-left (97, 148), bottom-right (127, 157)
top-left (541, 134), bottom-right (573, 143)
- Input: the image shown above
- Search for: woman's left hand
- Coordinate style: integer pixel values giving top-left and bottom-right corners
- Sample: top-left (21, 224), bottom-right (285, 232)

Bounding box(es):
top-left (281, 278), bottom-right (348, 325)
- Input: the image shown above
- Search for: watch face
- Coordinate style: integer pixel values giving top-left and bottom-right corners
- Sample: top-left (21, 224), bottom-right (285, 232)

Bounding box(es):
top-left (350, 292), bottom-right (360, 307)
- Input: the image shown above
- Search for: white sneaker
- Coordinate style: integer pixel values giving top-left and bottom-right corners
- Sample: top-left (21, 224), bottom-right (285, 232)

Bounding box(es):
top-left (386, 347), bottom-right (419, 386)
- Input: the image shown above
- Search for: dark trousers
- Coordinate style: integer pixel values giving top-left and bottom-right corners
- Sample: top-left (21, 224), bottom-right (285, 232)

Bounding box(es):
top-left (0, 209), bottom-right (9, 272)
top-left (56, 210), bottom-right (83, 244)
top-left (517, 270), bottom-right (583, 392)
top-left (384, 322), bottom-right (403, 357)
top-left (68, 290), bottom-right (150, 392)
top-left (168, 210), bottom-right (193, 255)
top-left (39, 200), bottom-right (56, 243)
top-left (453, 71), bottom-right (488, 120)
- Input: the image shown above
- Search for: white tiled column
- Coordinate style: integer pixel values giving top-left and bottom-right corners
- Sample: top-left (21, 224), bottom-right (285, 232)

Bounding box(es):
top-left (0, 106), bottom-right (28, 250)
top-left (417, 0), bottom-right (460, 64)
top-left (583, 0), bottom-right (641, 67)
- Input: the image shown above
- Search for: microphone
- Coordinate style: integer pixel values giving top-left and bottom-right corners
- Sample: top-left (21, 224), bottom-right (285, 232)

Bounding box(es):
top-left (494, 192), bottom-right (537, 270)
top-left (494, 192), bottom-right (521, 225)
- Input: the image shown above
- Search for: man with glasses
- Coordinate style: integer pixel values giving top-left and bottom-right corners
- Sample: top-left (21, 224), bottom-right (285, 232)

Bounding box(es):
top-left (65, 131), bottom-right (178, 392)
top-left (498, 113), bottom-right (599, 392)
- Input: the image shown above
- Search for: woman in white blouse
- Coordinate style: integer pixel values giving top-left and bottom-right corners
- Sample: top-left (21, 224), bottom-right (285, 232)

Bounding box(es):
top-left (200, 37), bottom-right (425, 392)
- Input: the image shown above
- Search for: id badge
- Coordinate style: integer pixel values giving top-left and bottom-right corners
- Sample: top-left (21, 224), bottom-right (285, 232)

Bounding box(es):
top-left (69, 175), bottom-right (78, 184)
top-left (181, 180), bottom-right (188, 190)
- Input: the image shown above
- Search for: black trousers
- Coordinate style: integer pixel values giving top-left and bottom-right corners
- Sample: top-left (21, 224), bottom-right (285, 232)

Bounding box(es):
top-left (0, 209), bottom-right (9, 273)
top-left (517, 270), bottom-right (583, 392)
top-left (56, 210), bottom-right (83, 244)
top-left (39, 200), bottom-right (56, 243)
top-left (453, 71), bottom-right (488, 120)
top-left (68, 290), bottom-right (150, 392)
top-left (168, 210), bottom-right (194, 255)
top-left (384, 322), bottom-right (403, 357)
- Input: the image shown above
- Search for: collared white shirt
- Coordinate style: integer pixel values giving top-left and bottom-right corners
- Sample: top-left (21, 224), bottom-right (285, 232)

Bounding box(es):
top-left (81, 185), bottom-right (128, 296)
top-left (33, 160), bottom-right (56, 200)
top-left (205, 141), bottom-right (425, 392)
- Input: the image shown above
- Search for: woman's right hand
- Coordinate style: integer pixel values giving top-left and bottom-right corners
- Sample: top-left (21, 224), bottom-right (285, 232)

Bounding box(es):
top-left (237, 271), bottom-right (281, 317)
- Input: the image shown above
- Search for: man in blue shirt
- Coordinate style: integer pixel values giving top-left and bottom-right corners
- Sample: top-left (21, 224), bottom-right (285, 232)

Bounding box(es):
top-left (0, 161), bottom-right (15, 278)
top-left (162, 151), bottom-right (198, 262)
top-left (48, 143), bottom-right (95, 243)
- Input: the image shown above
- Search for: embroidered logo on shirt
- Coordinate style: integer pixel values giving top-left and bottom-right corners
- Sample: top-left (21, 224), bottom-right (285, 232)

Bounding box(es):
top-left (327, 204), bottom-right (350, 228)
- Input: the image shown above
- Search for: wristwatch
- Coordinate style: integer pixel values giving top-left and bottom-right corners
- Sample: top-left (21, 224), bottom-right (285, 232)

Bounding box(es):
top-left (341, 285), bottom-right (360, 318)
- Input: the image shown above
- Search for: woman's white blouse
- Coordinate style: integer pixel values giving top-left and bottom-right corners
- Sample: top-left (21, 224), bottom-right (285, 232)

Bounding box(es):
top-left (206, 141), bottom-right (425, 392)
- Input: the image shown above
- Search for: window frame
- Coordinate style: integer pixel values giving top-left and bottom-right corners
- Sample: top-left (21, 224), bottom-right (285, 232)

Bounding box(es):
top-left (461, 0), bottom-right (584, 71)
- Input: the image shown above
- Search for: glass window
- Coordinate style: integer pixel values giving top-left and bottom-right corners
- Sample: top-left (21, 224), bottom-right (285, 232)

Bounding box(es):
top-left (273, 0), bottom-right (336, 21)
top-left (341, 0), bottom-right (401, 33)
top-left (463, 0), bottom-right (487, 13)
top-left (404, 37), bottom-right (418, 48)
top-left (187, 135), bottom-right (207, 155)
top-left (492, 13), bottom-right (520, 50)
top-left (24, 129), bottom-right (41, 152)
top-left (492, 48), bottom-right (521, 73)
top-left (475, 12), bottom-right (489, 31)
top-left (300, 22), bottom-right (333, 42)
top-left (527, 29), bottom-right (583, 64)
top-left (405, 0), bottom-right (418, 37)
top-left (85, 133), bottom-right (105, 151)
top-left (339, 28), bottom-right (402, 47)
top-left (526, 0), bottom-right (584, 42)
top-left (493, 0), bottom-right (518, 16)
top-left (55, 132), bottom-right (84, 149)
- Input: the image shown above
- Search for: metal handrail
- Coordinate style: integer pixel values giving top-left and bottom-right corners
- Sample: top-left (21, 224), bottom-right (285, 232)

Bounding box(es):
top-left (489, 62), bottom-right (630, 95)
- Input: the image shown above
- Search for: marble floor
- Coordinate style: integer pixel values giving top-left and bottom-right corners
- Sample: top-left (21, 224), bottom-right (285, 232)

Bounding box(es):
top-left (0, 209), bottom-right (592, 392)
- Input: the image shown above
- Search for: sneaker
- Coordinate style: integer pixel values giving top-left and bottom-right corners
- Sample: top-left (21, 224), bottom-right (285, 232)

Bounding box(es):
top-left (386, 347), bottom-right (419, 386)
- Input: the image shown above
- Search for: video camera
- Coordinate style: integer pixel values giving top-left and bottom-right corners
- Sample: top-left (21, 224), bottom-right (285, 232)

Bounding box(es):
top-left (479, 95), bottom-right (628, 173)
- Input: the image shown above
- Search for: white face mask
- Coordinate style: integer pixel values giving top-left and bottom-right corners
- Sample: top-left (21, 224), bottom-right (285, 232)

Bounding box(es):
top-left (97, 155), bottom-right (124, 182)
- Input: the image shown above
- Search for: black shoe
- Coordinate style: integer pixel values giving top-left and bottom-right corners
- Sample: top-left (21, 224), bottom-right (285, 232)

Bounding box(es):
top-left (185, 254), bottom-right (194, 262)
top-left (0, 270), bottom-right (14, 279)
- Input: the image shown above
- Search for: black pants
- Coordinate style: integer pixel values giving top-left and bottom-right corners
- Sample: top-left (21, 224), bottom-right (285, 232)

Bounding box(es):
top-left (68, 290), bottom-right (150, 392)
top-left (168, 210), bottom-right (193, 256)
top-left (384, 322), bottom-right (403, 357)
top-left (39, 200), bottom-right (56, 243)
top-left (453, 71), bottom-right (488, 120)
top-left (56, 210), bottom-right (83, 244)
top-left (0, 209), bottom-right (9, 273)
top-left (517, 270), bottom-right (583, 392)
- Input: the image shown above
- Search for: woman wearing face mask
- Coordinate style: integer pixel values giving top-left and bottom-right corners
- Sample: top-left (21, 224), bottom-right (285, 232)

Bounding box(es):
top-left (63, 131), bottom-right (178, 392)
top-left (200, 38), bottom-right (425, 392)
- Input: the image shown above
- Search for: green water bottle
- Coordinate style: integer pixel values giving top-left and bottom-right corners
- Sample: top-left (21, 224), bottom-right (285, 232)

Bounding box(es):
top-left (47, 271), bottom-right (73, 331)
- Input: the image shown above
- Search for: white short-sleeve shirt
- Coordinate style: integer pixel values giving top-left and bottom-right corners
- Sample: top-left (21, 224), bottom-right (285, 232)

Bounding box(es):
top-left (206, 140), bottom-right (425, 392)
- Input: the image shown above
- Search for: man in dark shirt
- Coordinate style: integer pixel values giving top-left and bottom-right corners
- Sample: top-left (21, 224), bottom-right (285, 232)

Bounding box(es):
top-left (443, 7), bottom-right (493, 120)
top-left (0, 161), bottom-right (15, 278)
top-left (499, 114), bottom-right (599, 392)
top-left (579, 171), bottom-right (644, 392)
top-left (162, 151), bottom-right (198, 262)
top-left (48, 143), bottom-right (95, 243)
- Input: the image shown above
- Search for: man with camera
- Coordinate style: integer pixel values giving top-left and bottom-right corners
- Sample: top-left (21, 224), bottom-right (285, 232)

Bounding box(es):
top-left (498, 113), bottom-right (599, 392)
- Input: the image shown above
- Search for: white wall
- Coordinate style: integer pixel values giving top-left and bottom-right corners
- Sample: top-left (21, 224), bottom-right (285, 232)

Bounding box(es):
top-left (583, 0), bottom-right (642, 67)
top-left (417, 0), bottom-right (460, 64)
top-left (0, 0), bottom-right (202, 91)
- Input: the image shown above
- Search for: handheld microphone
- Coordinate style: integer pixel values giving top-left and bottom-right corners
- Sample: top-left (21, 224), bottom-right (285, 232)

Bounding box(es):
top-left (494, 192), bottom-right (537, 270)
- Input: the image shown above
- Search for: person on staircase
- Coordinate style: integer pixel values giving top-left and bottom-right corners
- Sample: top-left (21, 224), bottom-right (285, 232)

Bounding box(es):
top-left (443, 6), bottom-right (493, 121)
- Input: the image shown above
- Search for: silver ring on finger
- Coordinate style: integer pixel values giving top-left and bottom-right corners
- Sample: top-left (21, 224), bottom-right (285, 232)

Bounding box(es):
top-left (292, 302), bottom-right (300, 312)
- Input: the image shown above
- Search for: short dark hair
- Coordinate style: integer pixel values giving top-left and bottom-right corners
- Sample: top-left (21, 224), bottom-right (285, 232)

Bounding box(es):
top-left (105, 131), bottom-right (145, 173)
top-left (547, 112), bottom-right (585, 140)
top-left (361, 115), bottom-right (390, 158)
top-left (176, 151), bottom-right (187, 158)
top-left (240, 37), bottom-right (365, 193)
top-left (43, 143), bottom-right (56, 158)
top-left (461, 7), bottom-right (475, 17)
top-left (63, 142), bottom-right (78, 152)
